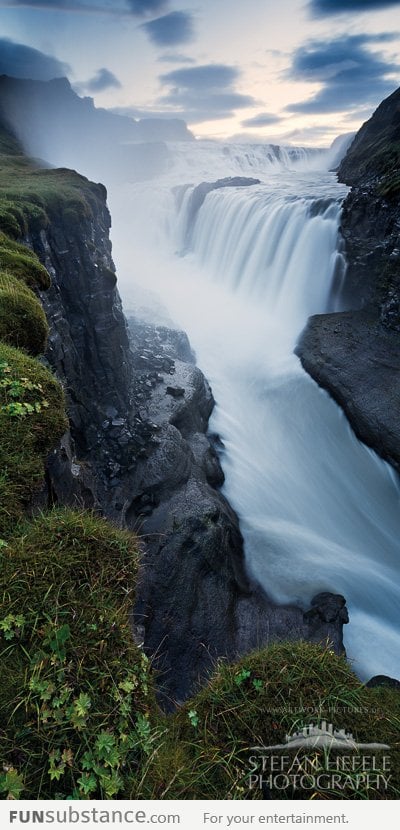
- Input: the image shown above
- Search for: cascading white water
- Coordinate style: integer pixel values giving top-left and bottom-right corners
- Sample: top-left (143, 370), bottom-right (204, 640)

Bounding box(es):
top-left (110, 142), bottom-right (400, 683)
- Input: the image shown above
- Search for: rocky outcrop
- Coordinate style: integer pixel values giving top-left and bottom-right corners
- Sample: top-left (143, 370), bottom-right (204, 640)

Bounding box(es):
top-left (27, 191), bottom-right (143, 516)
top-left (297, 311), bottom-right (400, 472)
top-left (297, 86), bottom-right (400, 469)
top-left (366, 675), bottom-right (400, 690)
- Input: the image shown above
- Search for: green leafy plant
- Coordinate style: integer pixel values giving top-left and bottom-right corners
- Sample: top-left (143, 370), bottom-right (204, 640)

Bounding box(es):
top-left (234, 668), bottom-right (251, 686)
top-left (0, 360), bottom-right (50, 417)
top-left (187, 709), bottom-right (199, 728)
top-left (0, 614), bottom-right (25, 641)
top-left (0, 767), bottom-right (24, 800)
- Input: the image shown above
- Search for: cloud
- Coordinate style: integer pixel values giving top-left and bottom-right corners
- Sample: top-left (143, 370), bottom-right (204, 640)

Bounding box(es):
top-left (110, 105), bottom-right (173, 118)
top-left (8, 1), bottom-right (107, 9)
top-left (241, 112), bottom-right (282, 128)
top-left (10, 0), bottom-right (78, 6)
top-left (127, 0), bottom-right (168, 14)
top-left (158, 63), bottom-right (256, 122)
top-left (0, 38), bottom-right (70, 80)
top-left (279, 125), bottom-right (341, 142)
top-left (81, 67), bottom-right (121, 92)
top-left (160, 64), bottom-right (240, 90)
top-left (6, 1), bottom-right (167, 14)
top-left (142, 11), bottom-right (194, 46)
top-left (157, 53), bottom-right (195, 64)
top-left (286, 33), bottom-right (400, 114)
top-left (309, 0), bottom-right (400, 16)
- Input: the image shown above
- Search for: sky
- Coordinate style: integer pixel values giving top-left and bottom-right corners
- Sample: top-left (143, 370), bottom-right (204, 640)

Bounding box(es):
top-left (0, 0), bottom-right (399, 145)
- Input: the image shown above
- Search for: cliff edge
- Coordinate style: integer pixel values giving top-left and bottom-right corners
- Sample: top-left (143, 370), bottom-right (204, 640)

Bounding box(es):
top-left (297, 86), bottom-right (400, 472)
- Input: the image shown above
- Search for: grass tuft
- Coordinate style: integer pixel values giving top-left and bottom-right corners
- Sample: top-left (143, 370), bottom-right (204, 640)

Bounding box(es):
top-left (0, 343), bottom-right (67, 535)
top-left (137, 642), bottom-right (400, 800)
top-left (0, 272), bottom-right (48, 354)
top-left (0, 508), bottom-right (157, 800)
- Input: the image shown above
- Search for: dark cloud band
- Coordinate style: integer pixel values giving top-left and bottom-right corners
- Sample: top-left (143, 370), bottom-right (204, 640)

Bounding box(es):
top-left (286, 33), bottom-right (399, 114)
top-left (241, 112), bottom-right (282, 128)
top-left (158, 63), bottom-right (256, 123)
top-left (82, 67), bottom-right (121, 92)
top-left (127, 0), bottom-right (167, 15)
top-left (142, 11), bottom-right (194, 46)
top-left (8, 1), bottom-right (168, 15)
top-left (310, 0), bottom-right (400, 16)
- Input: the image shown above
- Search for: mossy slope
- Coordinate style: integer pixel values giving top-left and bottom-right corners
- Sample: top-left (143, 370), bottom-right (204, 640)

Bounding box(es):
top-left (0, 272), bottom-right (48, 354)
top-left (0, 232), bottom-right (50, 290)
top-left (339, 86), bottom-right (400, 195)
top-left (0, 509), bottom-right (156, 800)
top-left (0, 121), bottom-right (154, 801)
top-left (137, 643), bottom-right (400, 800)
top-left (0, 343), bottom-right (67, 535)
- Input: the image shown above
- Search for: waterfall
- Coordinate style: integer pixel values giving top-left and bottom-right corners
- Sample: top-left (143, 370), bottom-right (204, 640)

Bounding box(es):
top-left (111, 142), bottom-right (400, 683)
top-left (180, 185), bottom-right (346, 333)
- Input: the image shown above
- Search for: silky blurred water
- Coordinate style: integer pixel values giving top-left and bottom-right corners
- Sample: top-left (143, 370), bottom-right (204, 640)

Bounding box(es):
top-left (110, 143), bottom-right (400, 682)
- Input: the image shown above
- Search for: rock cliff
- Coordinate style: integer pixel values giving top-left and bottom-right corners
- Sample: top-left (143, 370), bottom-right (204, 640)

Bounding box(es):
top-left (297, 87), bottom-right (400, 471)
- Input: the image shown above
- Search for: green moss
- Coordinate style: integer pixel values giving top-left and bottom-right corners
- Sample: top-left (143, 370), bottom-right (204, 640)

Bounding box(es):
top-left (138, 642), bottom-right (400, 800)
top-left (0, 508), bottom-right (158, 799)
top-left (0, 232), bottom-right (50, 289)
top-left (0, 272), bottom-right (48, 354)
top-left (0, 343), bottom-right (67, 535)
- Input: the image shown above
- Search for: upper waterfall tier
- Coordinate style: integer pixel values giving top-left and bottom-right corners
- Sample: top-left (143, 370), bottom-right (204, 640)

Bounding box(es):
top-left (174, 173), bottom-right (347, 342)
top-left (162, 139), bottom-right (344, 185)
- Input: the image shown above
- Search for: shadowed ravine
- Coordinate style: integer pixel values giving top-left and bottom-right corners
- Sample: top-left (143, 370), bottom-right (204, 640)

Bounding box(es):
top-left (110, 147), bottom-right (400, 683)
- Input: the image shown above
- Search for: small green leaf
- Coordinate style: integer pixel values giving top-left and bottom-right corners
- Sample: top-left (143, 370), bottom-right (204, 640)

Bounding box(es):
top-left (95, 731), bottom-right (117, 761)
top-left (77, 773), bottom-right (98, 795)
top-left (0, 768), bottom-right (24, 799)
top-left (234, 668), bottom-right (251, 686)
top-left (188, 709), bottom-right (199, 728)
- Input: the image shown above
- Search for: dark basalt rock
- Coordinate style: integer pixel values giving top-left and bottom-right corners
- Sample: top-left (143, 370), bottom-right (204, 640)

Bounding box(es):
top-left (304, 593), bottom-right (349, 655)
top-left (298, 86), bottom-right (400, 472)
top-left (296, 310), bottom-right (400, 472)
top-left (366, 675), bottom-right (400, 690)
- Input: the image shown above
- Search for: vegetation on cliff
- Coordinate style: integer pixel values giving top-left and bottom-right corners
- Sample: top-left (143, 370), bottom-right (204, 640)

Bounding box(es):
top-left (339, 87), bottom-right (400, 196)
top-left (0, 121), bottom-right (154, 799)
top-left (137, 642), bottom-right (400, 800)
top-left (0, 272), bottom-right (48, 354)
top-left (0, 344), bottom-right (67, 534)
top-left (0, 120), bottom-right (108, 240)
top-left (0, 509), bottom-right (156, 799)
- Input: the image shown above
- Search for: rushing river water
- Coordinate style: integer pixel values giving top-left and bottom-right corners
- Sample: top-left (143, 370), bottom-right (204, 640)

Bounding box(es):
top-left (110, 140), bottom-right (400, 682)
